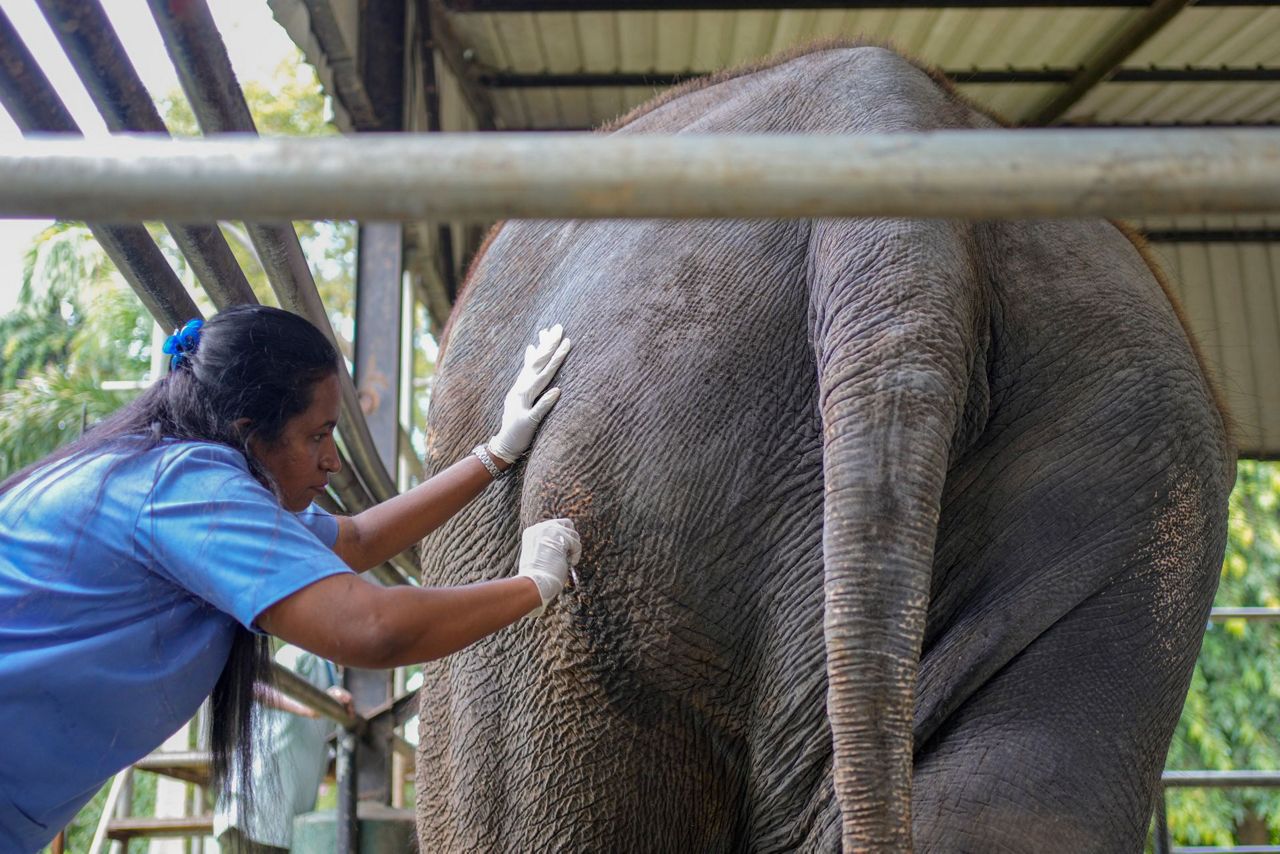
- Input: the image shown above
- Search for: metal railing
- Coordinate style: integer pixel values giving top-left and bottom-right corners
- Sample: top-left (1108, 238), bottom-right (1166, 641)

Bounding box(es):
top-left (1154, 608), bottom-right (1280, 854)
top-left (0, 130), bottom-right (1278, 223)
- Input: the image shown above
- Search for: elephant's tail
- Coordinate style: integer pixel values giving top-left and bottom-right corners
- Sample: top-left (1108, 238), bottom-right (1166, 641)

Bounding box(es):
top-left (807, 218), bottom-right (987, 851)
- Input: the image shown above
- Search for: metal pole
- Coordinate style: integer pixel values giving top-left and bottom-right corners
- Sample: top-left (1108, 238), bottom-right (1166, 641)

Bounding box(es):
top-left (33, 0), bottom-right (257, 310)
top-left (0, 9), bottom-right (199, 331)
top-left (336, 728), bottom-right (359, 854)
top-left (1161, 770), bottom-right (1280, 787)
top-left (355, 223), bottom-right (405, 473)
top-left (1208, 607), bottom-right (1280, 621)
top-left (1153, 788), bottom-right (1170, 854)
top-left (1, 131), bottom-right (1278, 222)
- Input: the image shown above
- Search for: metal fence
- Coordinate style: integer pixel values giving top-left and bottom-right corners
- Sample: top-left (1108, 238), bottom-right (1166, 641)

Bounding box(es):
top-left (1153, 608), bottom-right (1280, 854)
top-left (1, 130), bottom-right (1279, 223)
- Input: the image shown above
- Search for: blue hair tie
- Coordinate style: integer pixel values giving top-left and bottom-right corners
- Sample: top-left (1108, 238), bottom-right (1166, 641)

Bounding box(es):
top-left (163, 318), bottom-right (204, 370)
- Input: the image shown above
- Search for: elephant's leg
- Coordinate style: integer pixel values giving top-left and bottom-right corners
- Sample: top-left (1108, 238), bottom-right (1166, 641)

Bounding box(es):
top-left (740, 536), bottom-right (842, 852)
top-left (911, 557), bottom-right (1217, 853)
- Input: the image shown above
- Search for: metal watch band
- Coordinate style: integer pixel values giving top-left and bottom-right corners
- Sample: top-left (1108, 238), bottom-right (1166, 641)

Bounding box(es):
top-left (472, 443), bottom-right (504, 479)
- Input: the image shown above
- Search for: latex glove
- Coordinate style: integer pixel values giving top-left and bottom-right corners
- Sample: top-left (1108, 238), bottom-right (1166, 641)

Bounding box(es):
top-left (488, 324), bottom-right (571, 464)
top-left (518, 518), bottom-right (581, 618)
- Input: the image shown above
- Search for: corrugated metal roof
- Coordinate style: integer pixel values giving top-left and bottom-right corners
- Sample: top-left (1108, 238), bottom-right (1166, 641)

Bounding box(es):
top-left (1137, 216), bottom-right (1280, 456)
top-left (272, 0), bottom-right (1280, 455)
top-left (436, 7), bottom-right (1279, 129)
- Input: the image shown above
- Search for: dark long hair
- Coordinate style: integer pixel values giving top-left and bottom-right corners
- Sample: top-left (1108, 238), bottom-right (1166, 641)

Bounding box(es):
top-left (0, 303), bottom-right (340, 805)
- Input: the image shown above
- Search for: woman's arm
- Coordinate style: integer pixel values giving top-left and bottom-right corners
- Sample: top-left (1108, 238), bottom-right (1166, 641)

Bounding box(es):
top-left (258, 516), bottom-right (579, 667)
top-left (257, 573), bottom-right (544, 668)
top-left (331, 452), bottom-right (507, 572)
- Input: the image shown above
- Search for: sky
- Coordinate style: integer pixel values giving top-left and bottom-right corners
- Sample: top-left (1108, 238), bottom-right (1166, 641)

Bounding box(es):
top-left (0, 0), bottom-right (304, 311)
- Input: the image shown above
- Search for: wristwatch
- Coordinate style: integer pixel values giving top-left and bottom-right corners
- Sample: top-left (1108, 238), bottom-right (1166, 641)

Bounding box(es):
top-left (471, 443), bottom-right (505, 479)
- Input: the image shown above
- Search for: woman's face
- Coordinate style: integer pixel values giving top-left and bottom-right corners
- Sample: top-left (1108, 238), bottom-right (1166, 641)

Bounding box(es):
top-left (250, 373), bottom-right (342, 512)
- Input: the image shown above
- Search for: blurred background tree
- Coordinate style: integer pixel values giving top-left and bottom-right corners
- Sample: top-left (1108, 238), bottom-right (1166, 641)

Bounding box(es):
top-left (0, 221), bottom-right (150, 478)
top-left (1164, 459), bottom-right (1280, 846)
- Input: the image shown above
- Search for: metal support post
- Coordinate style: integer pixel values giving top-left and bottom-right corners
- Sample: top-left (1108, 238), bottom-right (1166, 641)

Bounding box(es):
top-left (1153, 788), bottom-right (1170, 854)
top-left (336, 728), bottom-right (359, 854)
top-left (355, 223), bottom-right (405, 472)
top-left (345, 664), bottom-right (394, 806)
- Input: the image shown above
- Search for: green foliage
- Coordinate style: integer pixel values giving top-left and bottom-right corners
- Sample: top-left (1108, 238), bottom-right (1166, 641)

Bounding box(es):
top-left (1164, 460), bottom-right (1280, 845)
top-left (42, 771), bottom-right (157, 854)
top-left (0, 223), bottom-right (150, 477)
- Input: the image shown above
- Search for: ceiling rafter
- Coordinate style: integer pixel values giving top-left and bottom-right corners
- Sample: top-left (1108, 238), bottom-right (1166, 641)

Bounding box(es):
top-left (299, 0), bottom-right (383, 129)
top-left (477, 66), bottom-right (1280, 88)
top-left (1028, 0), bottom-right (1195, 125)
top-left (442, 0), bottom-right (1273, 10)
top-left (419, 0), bottom-right (497, 129)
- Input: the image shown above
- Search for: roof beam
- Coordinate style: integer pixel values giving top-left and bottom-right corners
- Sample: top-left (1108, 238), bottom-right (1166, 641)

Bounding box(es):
top-left (358, 0), bottom-right (407, 130)
top-left (1028, 0), bottom-right (1194, 125)
top-left (414, 0), bottom-right (462, 299)
top-left (299, 0), bottom-right (382, 129)
top-left (33, 0), bottom-right (257, 310)
top-left (442, 0), bottom-right (1269, 10)
top-left (478, 66), bottom-right (1280, 88)
top-left (1142, 227), bottom-right (1280, 242)
top-left (419, 0), bottom-right (496, 129)
top-left (0, 6), bottom-right (199, 330)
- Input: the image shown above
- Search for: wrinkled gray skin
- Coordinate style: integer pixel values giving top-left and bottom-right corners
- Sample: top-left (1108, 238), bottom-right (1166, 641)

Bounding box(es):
top-left (415, 45), bottom-right (1234, 852)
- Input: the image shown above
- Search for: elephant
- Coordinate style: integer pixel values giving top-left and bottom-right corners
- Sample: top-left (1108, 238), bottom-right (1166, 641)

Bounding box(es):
top-left (413, 42), bottom-right (1234, 852)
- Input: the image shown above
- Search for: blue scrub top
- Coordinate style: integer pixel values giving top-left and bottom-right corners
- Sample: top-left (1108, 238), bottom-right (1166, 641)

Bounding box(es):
top-left (0, 440), bottom-right (354, 853)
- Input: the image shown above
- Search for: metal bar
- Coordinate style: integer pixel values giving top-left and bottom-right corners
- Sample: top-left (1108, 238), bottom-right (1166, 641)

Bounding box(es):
top-left (366, 687), bottom-right (421, 729)
top-left (105, 816), bottom-right (214, 841)
top-left (32, 0), bottom-right (257, 310)
top-left (1144, 229), bottom-right (1280, 243)
top-left (271, 662), bottom-right (365, 733)
top-left (356, 223), bottom-right (404, 472)
top-left (1171, 848), bottom-right (1280, 853)
top-left (420, 0), bottom-right (497, 130)
top-left (300, 0), bottom-right (382, 129)
top-left (480, 66), bottom-right (1280, 88)
top-left (442, 0), bottom-right (1266, 9)
top-left (1154, 789), bottom-right (1170, 854)
top-left (336, 729), bottom-right (359, 854)
top-left (0, 8), bottom-right (199, 331)
top-left (416, 0), bottom-right (461, 301)
top-left (3, 131), bottom-right (1280, 221)
top-left (392, 734), bottom-right (416, 762)
top-left (88, 771), bottom-right (130, 854)
top-left (358, 0), bottom-right (407, 131)
top-left (1161, 770), bottom-right (1280, 787)
top-left (346, 667), bottom-right (393, 804)
top-left (1028, 0), bottom-right (1193, 126)
top-left (131, 751), bottom-right (212, 786)
top-left (147, 0), bottom-right (399, 507)
top-left (1208, 607), bottom-right (1280, 620)
top-left (406, 223), bottom-right (455, 334)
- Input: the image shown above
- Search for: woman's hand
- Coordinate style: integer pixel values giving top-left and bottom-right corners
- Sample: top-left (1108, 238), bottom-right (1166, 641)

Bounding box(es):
top-left (517, 518), bottom-right (582, 617)
top-left (488, 324), bottom-right (572, 463)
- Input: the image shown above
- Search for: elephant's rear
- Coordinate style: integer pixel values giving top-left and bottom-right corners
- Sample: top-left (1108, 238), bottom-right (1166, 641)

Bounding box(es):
top-left (416, 216), bottom-right (830, 850)
top-left (909, 217), bottom-right (1235, 850)
top-left (415, 42), bottom-right (1235, 852)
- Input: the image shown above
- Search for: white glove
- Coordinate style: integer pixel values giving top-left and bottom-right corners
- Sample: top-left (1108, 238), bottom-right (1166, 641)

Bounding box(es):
top-left (488, 324), bottom-right (571, 464)
top-left (517, 518), bottom-right (581, 618)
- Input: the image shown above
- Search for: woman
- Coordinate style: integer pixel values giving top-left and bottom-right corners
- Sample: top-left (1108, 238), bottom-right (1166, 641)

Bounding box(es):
top-left (0, 304), bottom-right (578, 853)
